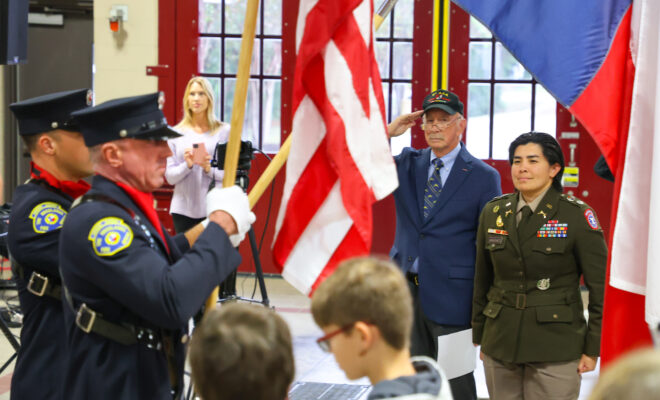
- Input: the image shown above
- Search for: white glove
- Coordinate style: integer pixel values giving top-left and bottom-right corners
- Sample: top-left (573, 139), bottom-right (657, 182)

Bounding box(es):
top-left (206, 186), bottom-right (256, 247)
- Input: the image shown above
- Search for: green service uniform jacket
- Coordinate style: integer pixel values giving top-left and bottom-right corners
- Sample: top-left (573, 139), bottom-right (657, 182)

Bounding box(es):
top-left (472, 187), bottom-right (606, 363)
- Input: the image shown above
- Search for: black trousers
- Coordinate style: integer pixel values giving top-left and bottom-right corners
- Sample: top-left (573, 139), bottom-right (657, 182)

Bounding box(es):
top-left (171, 213), bottom-right (205, 234)
top-left (408, 278), bottom-right (477, 400)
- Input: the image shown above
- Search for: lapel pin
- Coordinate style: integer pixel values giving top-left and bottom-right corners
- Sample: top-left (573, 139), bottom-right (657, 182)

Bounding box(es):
top-left (538, 210), bottom-right (547, 219)
top-left (493, 205), bottom-right (500, 213)
top-left (505, 210), bottom-right (513, 217)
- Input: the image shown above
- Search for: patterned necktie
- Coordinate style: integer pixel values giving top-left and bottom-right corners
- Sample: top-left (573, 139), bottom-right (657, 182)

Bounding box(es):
top-left (423, 158), bottom-right (444, 219)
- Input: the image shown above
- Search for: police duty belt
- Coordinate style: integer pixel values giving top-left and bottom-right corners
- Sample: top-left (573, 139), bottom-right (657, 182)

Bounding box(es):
top-left (62, 283), bottom-right (163, 350)
top-left (12, 260), bottom-right (62, 301)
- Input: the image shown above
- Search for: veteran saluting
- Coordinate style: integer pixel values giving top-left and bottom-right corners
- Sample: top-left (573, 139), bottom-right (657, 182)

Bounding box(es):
top-left (472, 132), bottom-right (606, 400)
top-left (58, 93), bottom-right (254, 399)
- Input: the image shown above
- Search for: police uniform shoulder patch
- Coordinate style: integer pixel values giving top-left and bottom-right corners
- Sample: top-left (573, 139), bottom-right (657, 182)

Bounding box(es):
top-left (88, 217), bottom-right (134, 256)
top-left (29, 201), bottom-right (67, 233)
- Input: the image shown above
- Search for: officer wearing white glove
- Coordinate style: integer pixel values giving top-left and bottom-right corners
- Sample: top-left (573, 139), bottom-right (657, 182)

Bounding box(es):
top-left (204, 186), bottom-right (256, 247)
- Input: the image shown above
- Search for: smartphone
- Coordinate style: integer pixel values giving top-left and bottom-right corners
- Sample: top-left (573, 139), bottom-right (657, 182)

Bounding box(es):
top-left (192, 143), bottom-right (208, 164)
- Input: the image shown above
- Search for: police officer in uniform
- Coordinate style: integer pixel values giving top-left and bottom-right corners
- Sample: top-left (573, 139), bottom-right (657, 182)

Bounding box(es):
top-left (472, 132), bottom-right (606, 400)
top-left (7, 89), bottom-right (93, 400)
top-left (58, 93), bottom-right (255, 399)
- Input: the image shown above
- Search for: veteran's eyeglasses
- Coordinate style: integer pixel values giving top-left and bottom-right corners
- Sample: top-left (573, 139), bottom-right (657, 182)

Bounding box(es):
top-left (423, 116), bottom-right (462, 129)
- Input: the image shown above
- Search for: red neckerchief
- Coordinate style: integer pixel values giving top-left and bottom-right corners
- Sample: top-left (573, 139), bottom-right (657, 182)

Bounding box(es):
top-left (114, 180), bottom-right (170, 254)
top-left (30, 162), bottom-right (90, 199)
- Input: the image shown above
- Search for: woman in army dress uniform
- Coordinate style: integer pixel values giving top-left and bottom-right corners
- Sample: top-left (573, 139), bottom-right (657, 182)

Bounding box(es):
top-left (472, 132), bottom-right (607, 400)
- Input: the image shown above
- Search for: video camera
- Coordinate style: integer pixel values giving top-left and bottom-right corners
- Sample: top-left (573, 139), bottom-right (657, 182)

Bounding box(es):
top-left (211, 140), bottom-right (255, 190)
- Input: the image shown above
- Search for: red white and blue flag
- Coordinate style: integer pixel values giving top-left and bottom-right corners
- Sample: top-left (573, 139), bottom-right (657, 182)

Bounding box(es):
top-left (272, 0), bottom-right (398, 296)
top-left (452, 0), bottom-right (659, 365)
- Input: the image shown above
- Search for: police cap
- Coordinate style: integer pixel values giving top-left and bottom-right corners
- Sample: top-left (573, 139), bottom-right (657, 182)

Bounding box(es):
top-left (71, 92), bottom-right (181, 147)
top-left (9, 88), bottom-right (92, 136)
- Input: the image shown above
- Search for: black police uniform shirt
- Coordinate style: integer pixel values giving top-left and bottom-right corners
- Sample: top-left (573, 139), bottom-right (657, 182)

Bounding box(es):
top-left (8, 162), bottom-right (90, 400)
top-left (59, 175), bottom-right (241, 400)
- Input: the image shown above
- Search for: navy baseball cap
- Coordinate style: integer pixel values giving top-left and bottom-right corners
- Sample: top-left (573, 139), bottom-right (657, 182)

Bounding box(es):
top-left (71, 92), bottom-right (181, 147)
top-left (9, 88), bottom-right (92, 135)
top-left (422, 89), bottom-right (464, 116)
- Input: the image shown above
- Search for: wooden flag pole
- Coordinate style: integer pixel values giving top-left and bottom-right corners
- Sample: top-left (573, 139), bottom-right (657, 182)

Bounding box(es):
top-left (245, 0), bottom-right (398, 209)
top-left (205, 0), bottom-right (261, 315)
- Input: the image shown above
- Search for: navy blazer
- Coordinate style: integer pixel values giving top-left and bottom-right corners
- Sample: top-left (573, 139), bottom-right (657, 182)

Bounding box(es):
top-left (59, 175), bottom-right (241, 399)
top-left (390, 144), bottom-right (501, 326)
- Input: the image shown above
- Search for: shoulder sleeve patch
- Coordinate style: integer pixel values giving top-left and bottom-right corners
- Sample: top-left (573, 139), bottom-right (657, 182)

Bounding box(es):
top-left (29, 202), bottom-right (67, 233)
top-left (584, 209), bottom-right (600, 230)
top-left (88, 217), bottom-right (134, 257)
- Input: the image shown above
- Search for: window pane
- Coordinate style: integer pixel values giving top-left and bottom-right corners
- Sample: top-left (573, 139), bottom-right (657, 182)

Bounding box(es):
top-left (495, 43), bottom-right (531, 80)
top-left (224, 38), bottom-right (260, 75)
top-left (381, 81), bottom-right (390, 121)
top-left (392, 42), bottom-right (412, 79)
top-left (465, 83), bottom-right (490, 160)
top-left (199, 37), bottom-right (222, 74)
top-left (534, 84), bottom-right (557, 136)
top-left (469, 42), bottom-right (491, 80)
top-left (206, 77), bottom-right (222, 121)
top-left (390, 82), bottom-right (412, 156)
top-left (393, 0), bottom-right (414, 39)
top-left (263, 39), bottom-right (282, 76)
top-left (225, 0), bottom-right (261, 35)
top-left (470, 16), bottom-right (491, 39)
top-left (263, 0), bottom-right (282, 35)
top-left (375, 41), bottom-right (390, 79)
top-left (262, 79), bottom-right (281, 153)
top-left (224, 78), bottom-right (260, 146)
top-left (492, 83), bottom-right (532, 160)
top-left (199, 0), bottom-right (223, 34)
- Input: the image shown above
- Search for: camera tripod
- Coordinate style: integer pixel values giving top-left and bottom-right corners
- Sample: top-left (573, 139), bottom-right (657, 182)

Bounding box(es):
top-left (212, 142), bottom-right (270, 308)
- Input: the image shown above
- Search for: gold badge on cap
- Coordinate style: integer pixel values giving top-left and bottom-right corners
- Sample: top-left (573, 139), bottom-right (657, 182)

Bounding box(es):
top-left (496, 215), bottom-right (503, 227)
top-left (51, 122), bottom-right (58, 129)
top-left (86, 89), bottom-right (94, 106)
top-left (536, 278), bottom-right (550, 290)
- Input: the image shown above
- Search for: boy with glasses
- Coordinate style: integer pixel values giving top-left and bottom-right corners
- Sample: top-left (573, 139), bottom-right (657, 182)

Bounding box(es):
top-left (311, 257), bottom-right (453, 400)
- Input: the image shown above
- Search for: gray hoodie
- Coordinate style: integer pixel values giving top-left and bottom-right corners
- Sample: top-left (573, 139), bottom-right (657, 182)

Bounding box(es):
top-left (367, 356), bottom-right (453, 400)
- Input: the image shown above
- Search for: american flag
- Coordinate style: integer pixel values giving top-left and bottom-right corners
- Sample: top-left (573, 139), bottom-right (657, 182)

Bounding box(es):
top-left (272, 0), bottom-right (398, 296)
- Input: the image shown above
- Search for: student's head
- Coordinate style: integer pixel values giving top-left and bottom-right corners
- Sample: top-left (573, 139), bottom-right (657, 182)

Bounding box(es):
top-left (178, 76), bottom-right (221, 131)
top-left (588, 348), bottom-right (660, 400)
top-left (310, 257), bottom-right (413, 380)
top-left (508, 132), bottom-right (564, 198)
top-left (189, 303), bottom-right (295, 400)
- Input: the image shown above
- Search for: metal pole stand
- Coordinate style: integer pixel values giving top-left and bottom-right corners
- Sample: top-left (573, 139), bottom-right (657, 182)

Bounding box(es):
top-left (217, 174), bottom-right (270, 307)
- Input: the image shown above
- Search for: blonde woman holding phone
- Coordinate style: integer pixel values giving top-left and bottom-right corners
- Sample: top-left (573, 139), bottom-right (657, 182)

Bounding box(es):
top-left (165, 77), bottom-right (229, 233)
